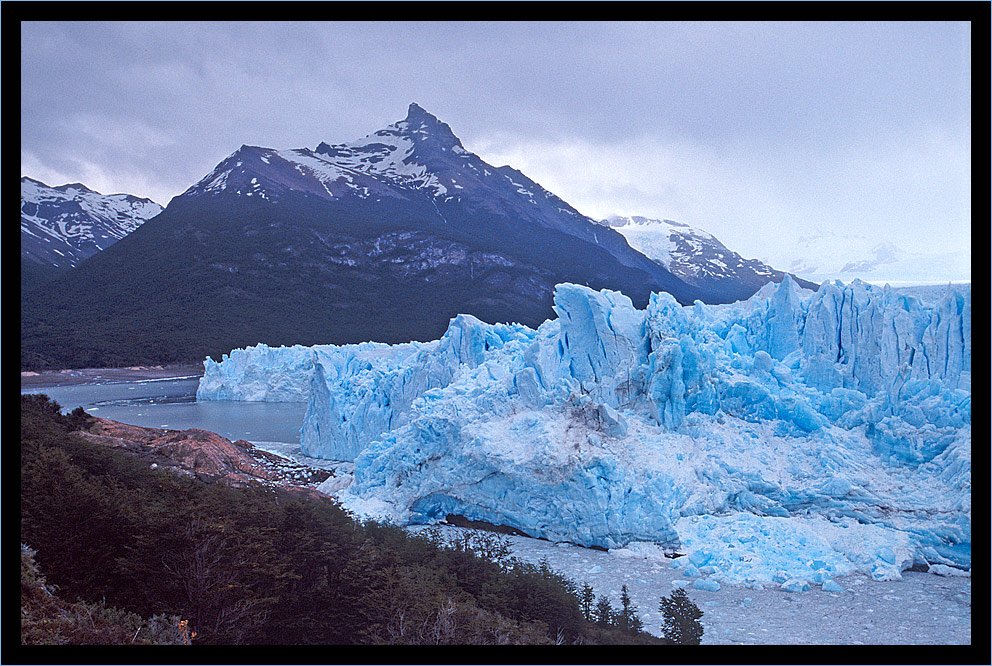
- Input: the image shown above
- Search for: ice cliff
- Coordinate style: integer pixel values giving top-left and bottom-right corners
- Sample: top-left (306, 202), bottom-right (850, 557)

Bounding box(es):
top-left (198, 277), bottom-right (971, 587)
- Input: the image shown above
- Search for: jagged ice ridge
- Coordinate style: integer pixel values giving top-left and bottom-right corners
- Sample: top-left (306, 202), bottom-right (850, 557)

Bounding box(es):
top-left (198, 277), bottom-right (971, 588)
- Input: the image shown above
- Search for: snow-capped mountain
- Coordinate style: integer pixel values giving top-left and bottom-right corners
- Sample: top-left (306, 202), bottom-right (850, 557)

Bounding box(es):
top-left (767, 232), bottom-right (970, 285)
top-left (23, 104), bottom-right (724, 368)
top-left (603, 215), bottom-right (818, 299)
top-left (21, 176), bottom-right (162, 289)
top-left (174, 104), bottom-right (690, 288)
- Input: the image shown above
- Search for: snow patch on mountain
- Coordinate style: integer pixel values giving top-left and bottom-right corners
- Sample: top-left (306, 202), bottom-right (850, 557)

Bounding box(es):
top-left (602, 215), bottom-right (794, 293)
top-left (604, 215), bottom-right (716, 272)
top-left (21, 176), bottom-right (162, 270)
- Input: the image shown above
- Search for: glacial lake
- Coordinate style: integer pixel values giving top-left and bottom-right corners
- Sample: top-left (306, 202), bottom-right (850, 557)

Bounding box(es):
top-left (21, 377), bottom-right (308, 445)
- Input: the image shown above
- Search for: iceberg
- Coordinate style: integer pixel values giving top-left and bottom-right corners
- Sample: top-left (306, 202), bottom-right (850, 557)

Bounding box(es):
top-left (200, 277), bottom-right (971, 584)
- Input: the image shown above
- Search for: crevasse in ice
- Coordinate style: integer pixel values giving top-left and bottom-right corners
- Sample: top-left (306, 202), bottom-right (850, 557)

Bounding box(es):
top-left (198, 277), bottom-right (971, 586)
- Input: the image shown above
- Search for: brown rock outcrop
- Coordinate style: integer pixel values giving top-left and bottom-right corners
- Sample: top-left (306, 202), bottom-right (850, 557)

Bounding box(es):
top-left (75, 417), bottom-right (330, 498)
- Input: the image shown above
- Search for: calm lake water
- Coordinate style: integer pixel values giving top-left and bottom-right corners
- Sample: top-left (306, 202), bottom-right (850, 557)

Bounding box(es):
top-left (21, 377), bottom-right (308, 445)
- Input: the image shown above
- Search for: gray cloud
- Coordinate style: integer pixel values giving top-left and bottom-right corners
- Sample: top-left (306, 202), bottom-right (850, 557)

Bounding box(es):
top-left (20, 21), bottom-right (971, 273)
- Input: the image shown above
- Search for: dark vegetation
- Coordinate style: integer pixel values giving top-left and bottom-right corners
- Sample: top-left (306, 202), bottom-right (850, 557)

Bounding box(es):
top-left (21, 543), bottom-right (191, 645)
top-left (659, 587), bottom-right (705, 645)
top-left (19, 186), bottom-right (702, 371)
top-left (20, 394), bottom-right (670, 645)
top-left (21, 258), bottom-right (64, 295)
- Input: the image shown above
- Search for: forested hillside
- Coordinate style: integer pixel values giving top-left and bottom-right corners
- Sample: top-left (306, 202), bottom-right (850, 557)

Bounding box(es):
top-left (20, 394), bottom-right (667, 645)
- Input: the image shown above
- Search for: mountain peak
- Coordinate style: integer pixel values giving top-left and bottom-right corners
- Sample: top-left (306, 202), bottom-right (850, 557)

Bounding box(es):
top-left (405, 102), bottom-right (432, 121)
top-left (54, 182), bottom-right (99, 195)
top-left (403, 103), bottom-right (448, 131)
top-left (395, 103), bottom-right (463, 150)
top-left (21, 176), bottom-right (163, 285)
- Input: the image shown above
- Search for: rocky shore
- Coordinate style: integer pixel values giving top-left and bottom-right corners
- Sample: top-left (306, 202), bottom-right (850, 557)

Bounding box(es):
top-left (74, 416), bottom-right (331, 498)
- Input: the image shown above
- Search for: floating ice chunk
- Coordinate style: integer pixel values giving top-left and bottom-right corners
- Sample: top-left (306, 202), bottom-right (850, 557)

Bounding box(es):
top-left (780, 579), bottom-right (811, 593)
top-left (693, 578), bottom-right (721, 592)
top-left (610, 541), bottom-right (672, 561)
top-left (821, 579), bottom-right (845, 593)
top-left (316, 473), bottom-right (352, 494)
top-left (928, 564), bottom-right (970, 577)
top-left (681, 563), bottom-right (701, 578)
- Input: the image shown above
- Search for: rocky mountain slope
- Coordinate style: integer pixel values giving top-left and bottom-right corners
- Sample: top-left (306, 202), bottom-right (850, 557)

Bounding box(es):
top-left (22, 104), bottom-right (716, 369)
top-left (20, 176), bottom-right (162, 290)
top-left (602, 215), bottom-right (818, 300)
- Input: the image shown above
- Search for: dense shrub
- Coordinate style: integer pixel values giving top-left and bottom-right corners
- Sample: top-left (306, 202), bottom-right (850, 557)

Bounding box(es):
top-left (20, 544), bottom-right (190, 645)
top-left (20, 394), bottom-right (666, 645)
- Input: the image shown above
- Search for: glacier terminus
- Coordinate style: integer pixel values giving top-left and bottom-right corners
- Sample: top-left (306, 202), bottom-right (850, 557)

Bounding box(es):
top-left (198, 277), bottom-right (971, 590)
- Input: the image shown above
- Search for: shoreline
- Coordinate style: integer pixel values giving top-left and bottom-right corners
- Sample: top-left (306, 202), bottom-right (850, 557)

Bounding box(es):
top-left (20, 364), bottom-right (204, 389)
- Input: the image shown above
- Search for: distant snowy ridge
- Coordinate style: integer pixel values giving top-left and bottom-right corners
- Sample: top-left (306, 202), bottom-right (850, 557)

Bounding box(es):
top-left (602, 215), bottom-right (719, 273)
top-left (603, 215), bottom-right (817, 297)
top-left (21, 176), bottom-right (162, 272)
top-left (765, 231), bottom-right (970, 285)
top-left (199, 277), bottom-right (970, 588)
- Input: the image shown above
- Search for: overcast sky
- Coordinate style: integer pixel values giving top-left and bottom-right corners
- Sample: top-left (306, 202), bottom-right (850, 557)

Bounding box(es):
top-left (21, 21), bottom-right (971, 271)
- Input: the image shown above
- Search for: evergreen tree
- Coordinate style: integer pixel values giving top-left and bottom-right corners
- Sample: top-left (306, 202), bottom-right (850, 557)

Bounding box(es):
top-left (659, 587), bottom-right (704, 645)
top-left (579, 583), bottom-right (595, 622)
top-left (629, 613), bottom-right (644, 633)
top-left (618, 584), bottom-right (643, 633)
top-left (594, 595), bottom-right (615, 626)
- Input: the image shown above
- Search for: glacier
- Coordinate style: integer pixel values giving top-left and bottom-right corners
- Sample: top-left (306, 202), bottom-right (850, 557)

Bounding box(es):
top-left (197, 277), bottom-right (971, 587)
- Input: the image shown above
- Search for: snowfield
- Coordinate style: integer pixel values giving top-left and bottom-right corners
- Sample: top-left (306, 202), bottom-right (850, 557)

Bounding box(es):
top-left (200, 277), bottom-right (970, 594)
